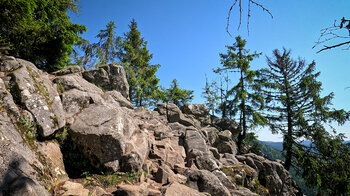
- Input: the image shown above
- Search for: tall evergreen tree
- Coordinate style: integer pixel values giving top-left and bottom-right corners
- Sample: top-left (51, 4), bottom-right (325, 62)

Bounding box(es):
top-left (92, 21), bottom-right (120, 65)
top-left (215, 36), bottom-right (265, 154)
top-left (258, 48), bottom-right (348, 171)
top-left (202, 76), bottom-right (219, 116)
top-left (0, 0), bottom-right (86, 71)
top-left (159, 79), bottom-right (194, 107)
top-left (118, 19), bottom-right (160, 107)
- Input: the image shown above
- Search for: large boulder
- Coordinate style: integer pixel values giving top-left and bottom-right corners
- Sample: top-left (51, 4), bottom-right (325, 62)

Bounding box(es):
top-left (212, 117), bottom-right (240, 136)
top-left (155, 103), bottom-right (194, 126)
top-left (6, 57), bottom-right (65, 137)
top-left (0, 110), bottom-right (49, 196)
top-left (184, 128), bottom-right (208, 154)
top-left (162, 182), bottom-right (206, 196)
top-left (70, 103), bottom-right (149, 172)
top-left (236, 153), bottom-right (301, 196)
top-left (82, 64), bottom-right (129, 99)
top-left (184, 169), bottom-right (231, 196)
top-left (181, 103), bottom-right (211, 125)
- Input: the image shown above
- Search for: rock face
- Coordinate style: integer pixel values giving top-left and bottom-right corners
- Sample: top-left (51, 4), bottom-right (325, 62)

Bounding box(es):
top-left (0, 56), bottom-right (303, 196)
top-left (82, 64), bottom-right (129, 99)
top-left (8, 59), bottom-right (65, 136)
top-left (70, 103), bottom-right (149, 172)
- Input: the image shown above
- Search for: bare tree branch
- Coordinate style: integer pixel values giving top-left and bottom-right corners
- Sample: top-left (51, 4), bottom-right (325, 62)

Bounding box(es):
top-left (226, 0), bottom-right (273, 36)
top-left (314, 17), bottom-right (350, 53)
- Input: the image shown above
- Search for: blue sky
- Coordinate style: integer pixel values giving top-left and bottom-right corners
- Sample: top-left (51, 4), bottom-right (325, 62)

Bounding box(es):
top-left (69, 0), bottom-right (350, 141)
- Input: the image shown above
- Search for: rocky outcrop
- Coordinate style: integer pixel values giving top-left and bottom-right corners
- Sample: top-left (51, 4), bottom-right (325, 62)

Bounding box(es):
top-left (0, 55), bottom-right (302, 196)
top-left (70, 103), bottom-right (149, 172)
top-left (82, 64), bottom-right (129, 99)
top-left (7, 59), bottom-right (65, 137)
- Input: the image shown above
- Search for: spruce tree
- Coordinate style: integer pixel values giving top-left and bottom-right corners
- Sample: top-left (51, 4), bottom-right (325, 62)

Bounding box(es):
top-left (215, 36), bottom-right (265, 154)
top-left (118, 19), bottom-right (160, 107)
top-left (159, 79), bottom-right (194, 107)
top-left (258, 48), bottom-right (348, 171)
top-left (92, 21), bottom-right (120, 65)
top-left (0, 0), bottom-right (86, 71)
top-left (202, 76), bottom-right (219, 116)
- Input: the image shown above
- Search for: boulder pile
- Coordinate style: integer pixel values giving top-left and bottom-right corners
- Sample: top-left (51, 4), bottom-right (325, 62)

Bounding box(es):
top-left (0, 55), bottom-right (302, 196)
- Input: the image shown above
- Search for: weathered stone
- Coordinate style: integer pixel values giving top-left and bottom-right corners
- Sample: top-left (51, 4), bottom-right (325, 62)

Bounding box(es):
top-left (155, 103), bottom-right (194, 126)
top-left (212, 117), bottom-right (240, 136)
top-left (218, 130), bottom-right (232, 141)
top-left (37, 141), bottom-right (68, 184)
top-left (184, 169), bottom-right (231, 196)
top-left (114, 184), bottom-right (149, 196)
top-left (82, 64), bottom-right (129, 99)
top-left (60, 89), bottom-right (90, 119)
top-left (212, 170), bottom-right (236, 190)
top-left (105, 90), bottom-right (133, 109)
top-left (184, 129), bottom-right (208, 155)
top-left (8, 59), bottom-right (65, 136)
top-left (91, 186), bottom-right (109, 196)
top-left (62, 181), bottom-right (89, 196)
top-left (70, 103), bottom-right (149, 172)
top-left (51, 65), bottom-right (84, 76)
top-left (209, 147), bottom-right (220, 160)
top-left (163, 182), bottom-right (206, 196)
top-left (181, 103), bottom-right (211, 125)
top-left (0, 55), bottom-right (22, 72)
top-left (0, 110), bottom-right (49, 196)
top-left (231, 187), bottom-right (258, 196)
top-left (217, 141), bottom-right (237, 155)
top-left (201, 127), bottom-right (219, 146)
top-left (0, 78), bottom-right (20, 119)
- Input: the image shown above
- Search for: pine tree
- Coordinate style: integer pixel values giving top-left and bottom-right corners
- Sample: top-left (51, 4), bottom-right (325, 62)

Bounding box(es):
top-left (258, 48), bottom-right (348, 171)
top-left (118, 19), bottom-right (160, 107)
top-left (202, 76), bottom-right (219, 116)
top-left (0, 0), bottom-right (86, 71)
top-left (215, 36), bottom-right (265, 154)
top-left (159, 79), bottom-right (194, 107)
top-left (92, 21), bottom-right (120, 65)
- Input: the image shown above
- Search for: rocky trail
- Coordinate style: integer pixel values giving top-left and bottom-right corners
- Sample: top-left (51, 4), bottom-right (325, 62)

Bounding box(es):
top-left (0, 55), bottom-right (302, 196)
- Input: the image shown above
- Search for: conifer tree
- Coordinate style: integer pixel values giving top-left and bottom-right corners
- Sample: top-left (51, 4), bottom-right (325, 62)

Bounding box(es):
top-left (92, 21), bottom-right (120, 65)
top-left (202, 76), bottom-right (219, 116)
top-left (0, 0), bottom-right (86, 71)
top-left (118, 19), bottom-right (160, 107)
top-left (258, 48), bottom-right (348, 171)
top-left (215, 36), bottom-right (265, 154)
top-left (159, 79), bottom-right (194, 107)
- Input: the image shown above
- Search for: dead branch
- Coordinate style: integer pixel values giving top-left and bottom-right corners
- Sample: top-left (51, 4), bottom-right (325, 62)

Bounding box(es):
top-left (226, 0), bottom-right (273, 36)
top-left (314, 17), bottom-right (350, 53)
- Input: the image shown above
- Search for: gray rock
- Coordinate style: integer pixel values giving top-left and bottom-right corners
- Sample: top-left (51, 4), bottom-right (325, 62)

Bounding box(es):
top-left (51, 65), bottom-right (84, 76)
top-left (82, 64), bottom-right (129, 99)
top-left (184, 169), bottom-right (230, 196)
top-left (8, 58), bottom-right (65, 136)
top-left (212, 117), bottom-right (240, 136)
top-left (105, 90), bottom-right (133, 109)
top-left (0, 78), bottom-right (20, 119)
top-left (218, 130), bottom-right (232, 142)
top-left (0, 111), bottom-right (49, 196)
top-left (0, 55), bottom-right (22, 72)
top-left (70, 103), bottom-right (149, 172)
top-left (212, 170), bottom-right (236, 190)
top-left (231, 187), bottom-right (258, 196)
top-left (181, 103), bottom-right (211, 125)
top-left (217, 141), bottom-right (237, 155)
top-left (184, 129), bottom-right (208, 155)
top-left (162, 182), bottom-right (206, 196)
top-left (155, 103), bottom-right (194, 126)
top-left (201, 127), bottom-right (219, 146)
